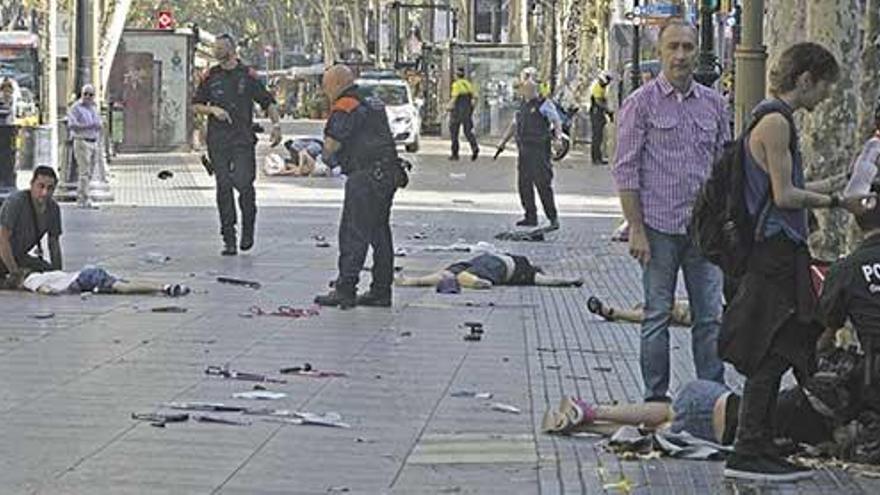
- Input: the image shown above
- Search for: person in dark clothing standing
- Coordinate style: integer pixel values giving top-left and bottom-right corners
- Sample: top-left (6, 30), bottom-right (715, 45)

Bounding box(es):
top-left (497, 79), bottom-right (561, 229)
top-left (589, 73), bottom-right (612, 165)
top-left (314, 65), bottom-right (401, 310)
top-left (193, 33), bottom-right (282, 256)
top-left (447, 67), bottom-right (479, 161)
top-left (0, 78), bottom-right (16, 193)
top-left (720, 42), bottom-right (873, 482)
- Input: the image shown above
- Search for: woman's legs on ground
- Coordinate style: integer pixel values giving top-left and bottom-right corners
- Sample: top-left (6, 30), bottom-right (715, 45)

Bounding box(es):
top-left (534, 273), bottom-right (584, 287)
top-left (110, 280), bottom-right (164, 295)
top-left (395, 270), bottom-right (449, 287)
top-left (456, 271), bottom-right (492, 289)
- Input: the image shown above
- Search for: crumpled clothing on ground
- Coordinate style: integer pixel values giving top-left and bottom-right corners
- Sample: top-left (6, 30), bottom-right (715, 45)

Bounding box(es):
top-left (604, 425), bottom-right (732, 461)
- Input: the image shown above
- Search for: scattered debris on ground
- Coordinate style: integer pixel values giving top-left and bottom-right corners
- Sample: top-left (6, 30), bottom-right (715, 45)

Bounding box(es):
top-left (246, 305), bottom-right (320, 318)
top-left (490, 403), bottom-right (521, 414)
top-left (205, 365), bottom-right (287, 383)
top-left (217, 276), bottom-right (261, 290)
top-left (232, 390), bottom-right (287, 400)
top-left (151, 306), bottom-right (188, 313)
top-left (450, 391), bottom-right (493, 399)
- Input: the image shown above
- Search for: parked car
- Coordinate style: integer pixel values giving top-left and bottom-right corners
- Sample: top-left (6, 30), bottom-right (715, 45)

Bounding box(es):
top-left (356, 72), bottom-right (422, 152)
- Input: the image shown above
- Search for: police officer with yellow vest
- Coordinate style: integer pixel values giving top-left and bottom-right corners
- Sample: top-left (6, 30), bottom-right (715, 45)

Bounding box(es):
top-left (193, 33), bottom-right (282, 256)
top-left (589, 73), bottom-right (612, 165)
top-left (314, 65), bottom-right (402, 310)
top-left (447, 67), bottom-right (479, 161)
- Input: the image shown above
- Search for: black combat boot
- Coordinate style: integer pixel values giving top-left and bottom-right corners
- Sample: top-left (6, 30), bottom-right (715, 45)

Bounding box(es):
top-left (314, 289), bottom-right (356, 310)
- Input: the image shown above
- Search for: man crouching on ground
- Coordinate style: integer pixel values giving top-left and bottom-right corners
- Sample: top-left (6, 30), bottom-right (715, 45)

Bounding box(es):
top-left (0, 166), bottom-right (62, 288)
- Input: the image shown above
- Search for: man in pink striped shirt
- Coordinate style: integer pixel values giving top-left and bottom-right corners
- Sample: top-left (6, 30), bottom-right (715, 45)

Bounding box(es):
top-left (612, 19), bottom-right (730, 402)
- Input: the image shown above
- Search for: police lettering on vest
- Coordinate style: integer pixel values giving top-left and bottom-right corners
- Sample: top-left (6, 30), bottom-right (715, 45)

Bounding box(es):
top-left (325, 86), bottom-right (398, 174)
top-left (516, 98), bottom-right (551, 145)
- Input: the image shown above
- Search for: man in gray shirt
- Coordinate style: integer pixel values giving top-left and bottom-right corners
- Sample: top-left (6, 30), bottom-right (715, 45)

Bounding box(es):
top-left (0, 166), bottom-right (63, 286)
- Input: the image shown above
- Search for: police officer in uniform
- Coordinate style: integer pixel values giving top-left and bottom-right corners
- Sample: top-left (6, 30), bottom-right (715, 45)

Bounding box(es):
top-left (447, 67), bottom-right (479, 161)
top-left (193, 33), bottom-right (281, 256)
top-left (314, 65), bottom-right (401, 310)
top-left (819, 182), bottom-right (880, 386)
top-left (497, 79), bottom-right (561, 229)
top-left (589, 73), bottom-right (612, 165)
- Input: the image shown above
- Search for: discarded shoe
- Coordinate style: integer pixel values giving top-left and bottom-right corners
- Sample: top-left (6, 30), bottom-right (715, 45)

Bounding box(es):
top-left (587, 296), bottom-right (614, 321)
top-left (163, 284), bottom-right (191, 297)
top-left (356, 291), bottom-right (392, 307)
top-left (545, 396), bottom-right (597, 434)
top-left (314, 290), bottom-right (356, 310)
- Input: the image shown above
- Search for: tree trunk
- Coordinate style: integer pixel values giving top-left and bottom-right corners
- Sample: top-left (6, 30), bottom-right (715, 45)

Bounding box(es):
top-left (800, 0), bottom-right (860, 260)
top-left (347, 0), bottom-right (368, 56)
top-left (859, 0), bottom-right (880, 141)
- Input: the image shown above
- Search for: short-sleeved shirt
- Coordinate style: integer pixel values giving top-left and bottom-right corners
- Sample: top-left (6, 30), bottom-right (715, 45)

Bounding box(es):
top-left (0, 189), bottom-right (62, 261)
top-left (818, 234), bottom-right (880, 340)
top-left (193, 61), bottom-right (276, 147)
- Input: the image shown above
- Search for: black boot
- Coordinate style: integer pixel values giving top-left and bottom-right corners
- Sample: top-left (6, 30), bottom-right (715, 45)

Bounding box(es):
top-left (314, 289), bottom-right (356, 310)
top-left (221, 237), bottom-right (237, 256)
top-left (357, 290), bottom-right (392, 307)
top-left (516, 217), bottom-right (538, 227)
top-left (240, 226), bottom-right (254, 252)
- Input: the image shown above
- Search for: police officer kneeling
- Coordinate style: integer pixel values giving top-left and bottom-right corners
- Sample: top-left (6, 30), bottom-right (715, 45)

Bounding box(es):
top-left (314, 65), bottom-right (405, 310)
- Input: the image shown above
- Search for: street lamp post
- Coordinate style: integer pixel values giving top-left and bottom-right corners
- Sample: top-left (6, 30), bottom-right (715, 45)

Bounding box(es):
top-left (694, 0), bottom-right (720, 87)
top-left (630, 0), bottom-right (641, 93)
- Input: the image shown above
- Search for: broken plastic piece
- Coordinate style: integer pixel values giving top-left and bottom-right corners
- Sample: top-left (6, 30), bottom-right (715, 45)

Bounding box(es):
top-left (232, 390), bottom-right (287, 400)
top-left (216, 276), bottom-right (261, 290)
top-left (490, 403), bottom-right (521, 414)
top-left (131, 412), bottom-right (189, 424)
top-left (164, 402), bottom-right (246, 412)
top-left (205, 365), bottom-right (287, 384)
top-left (450, 391), bottom-right (494, 399)
top-left (194, 414), bottom-right (251, 426)
top-left (151, 306), bottom-right (188, 313)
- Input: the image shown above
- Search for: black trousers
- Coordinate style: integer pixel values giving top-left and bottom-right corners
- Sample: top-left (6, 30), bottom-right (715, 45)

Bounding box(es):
top-left (208, 143), bottom-right (256, 243)
top-left (517, 143), bottom-right (557, 222)
top-left (449, 114), bottom-right (478, 158)
top-left (336, 167), bottom-right (396, 296)
top-left (733, 323), bottom-right (798, 456)
top-left (590, 110), bottom-right (607, 163)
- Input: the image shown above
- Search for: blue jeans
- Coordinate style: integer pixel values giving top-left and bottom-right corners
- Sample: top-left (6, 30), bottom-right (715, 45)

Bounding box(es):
top-left (641, 227), bottom-right (725, 401)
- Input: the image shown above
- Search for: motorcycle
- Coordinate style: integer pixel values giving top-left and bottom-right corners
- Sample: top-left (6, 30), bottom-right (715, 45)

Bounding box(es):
top-left (550, 99), bottom-right (579, 161)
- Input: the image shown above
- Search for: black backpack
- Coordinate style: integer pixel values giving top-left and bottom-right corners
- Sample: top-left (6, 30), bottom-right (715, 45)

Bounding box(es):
top-left (690, 103), bottom-right (796, 277)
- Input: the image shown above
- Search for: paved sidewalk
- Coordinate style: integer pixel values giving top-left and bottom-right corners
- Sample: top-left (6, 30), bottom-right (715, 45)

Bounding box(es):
top-left (1, 142), bottom-right (877, 494)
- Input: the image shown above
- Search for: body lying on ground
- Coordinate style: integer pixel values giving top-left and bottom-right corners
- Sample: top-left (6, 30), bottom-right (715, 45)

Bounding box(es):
top-left (544, 345), bottom-right (880, 464)
top-left (395, 252), bottom-right (583, 289)
top-left (587, 295), bottom-right (692, 327)
top-left (6, 266), bottom-right (190, 296)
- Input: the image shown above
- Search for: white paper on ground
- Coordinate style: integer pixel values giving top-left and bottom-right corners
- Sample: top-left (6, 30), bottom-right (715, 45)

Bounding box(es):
top-left (232, 391), bottom-right (287, 400)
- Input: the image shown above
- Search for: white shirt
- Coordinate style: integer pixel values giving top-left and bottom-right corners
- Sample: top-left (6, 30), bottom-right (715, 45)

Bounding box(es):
top-left (22, 271), bottom-right (81, 294)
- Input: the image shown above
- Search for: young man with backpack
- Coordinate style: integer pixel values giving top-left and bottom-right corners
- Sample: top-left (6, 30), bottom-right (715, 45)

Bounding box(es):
top-left (612, 19), bottom-right (729, 403)
top-left (719, 42), bottom-right (873, 482)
